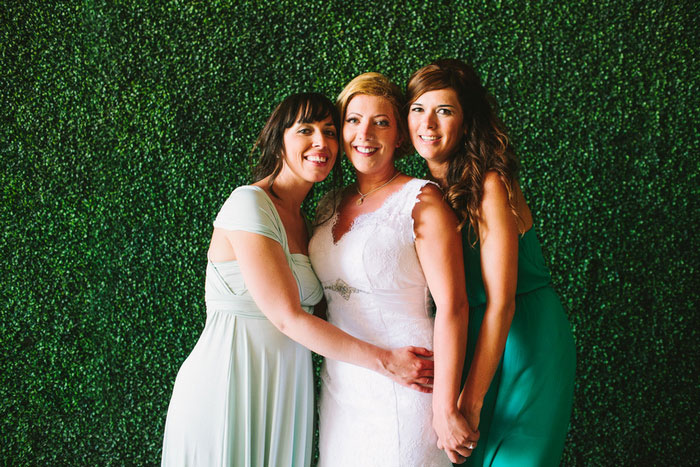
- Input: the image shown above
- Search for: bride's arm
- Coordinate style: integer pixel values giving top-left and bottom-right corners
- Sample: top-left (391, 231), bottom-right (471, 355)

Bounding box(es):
top-left (223, 228), bottom-right (435, 392)
top-left (413, 184), bottom-right (478, 463)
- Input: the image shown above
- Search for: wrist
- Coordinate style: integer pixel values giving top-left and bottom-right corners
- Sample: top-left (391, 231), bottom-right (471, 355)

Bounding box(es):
top-left (376, 347), bottom-right (391, 376)
top-left (433, 399), bottom-right (460, 417)
top-left (458, 391), bottom-right (484, 413)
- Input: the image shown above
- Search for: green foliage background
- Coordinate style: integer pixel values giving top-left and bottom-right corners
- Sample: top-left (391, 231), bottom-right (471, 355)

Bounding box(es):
top-left (2, 0), bottom-right (698, 464)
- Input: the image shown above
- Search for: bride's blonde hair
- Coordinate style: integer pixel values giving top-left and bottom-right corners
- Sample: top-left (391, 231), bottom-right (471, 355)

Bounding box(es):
top-left (336, 72), bottom-right (411, 159)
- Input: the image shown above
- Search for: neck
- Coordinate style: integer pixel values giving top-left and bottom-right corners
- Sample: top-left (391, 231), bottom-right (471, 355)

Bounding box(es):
top-left (262, 168), bottom-right (312, 212)
top-left (426, 160), bottom-right (449, 188)
top-left (356, 165), bottom-right (398, 194)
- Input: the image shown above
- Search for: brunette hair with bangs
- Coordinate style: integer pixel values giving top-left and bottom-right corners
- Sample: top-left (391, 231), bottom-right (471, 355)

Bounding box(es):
top-left (406, 59), bottom-right (522, 239)
top-left (336, 72), bottom-right (411, 159)
top-left (252, 92), bottom-right (342, 197)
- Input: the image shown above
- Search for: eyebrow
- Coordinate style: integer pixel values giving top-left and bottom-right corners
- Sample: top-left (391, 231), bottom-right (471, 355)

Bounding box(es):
top-left (412, 102), bottom-right (457, 108)
top-left (296, 120), bottom-right (336, 126)
top-left (346, 112), bottom-right (391, 118)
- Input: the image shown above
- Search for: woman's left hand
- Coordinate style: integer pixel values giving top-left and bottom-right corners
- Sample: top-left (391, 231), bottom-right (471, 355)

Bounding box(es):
top-left (381, 346), bottom-right (435, 393)
top-left (433, 410), bottom-right (479, 464)
top-left (461, 405), bottom-right (481, 440)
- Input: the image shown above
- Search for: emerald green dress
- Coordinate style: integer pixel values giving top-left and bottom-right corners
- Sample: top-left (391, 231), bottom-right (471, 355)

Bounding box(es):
top-left (461, 227), bottom-right (575, 467)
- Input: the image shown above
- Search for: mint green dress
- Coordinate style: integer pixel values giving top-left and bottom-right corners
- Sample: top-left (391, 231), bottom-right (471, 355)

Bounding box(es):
top-left (161, 186), bottom-right (323, 467)
top-left (461, 227), bottom-right (575, 467)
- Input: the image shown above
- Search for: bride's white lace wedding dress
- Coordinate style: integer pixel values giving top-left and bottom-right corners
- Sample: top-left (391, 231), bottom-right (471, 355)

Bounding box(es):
top-left (308, 178), bottom-right (451, 467)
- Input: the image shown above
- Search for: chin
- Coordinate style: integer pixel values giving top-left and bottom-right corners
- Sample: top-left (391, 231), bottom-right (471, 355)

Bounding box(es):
top-left (415, 151), bottom-right (435, 161)
top-left (420, 150), bottom-right (448, 164)
top-left (311, 172), bottom-right (333, 183)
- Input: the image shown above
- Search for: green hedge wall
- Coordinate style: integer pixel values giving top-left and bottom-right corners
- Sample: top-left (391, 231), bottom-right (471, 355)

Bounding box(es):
top-left (2, 0), bottom-right (698, 464)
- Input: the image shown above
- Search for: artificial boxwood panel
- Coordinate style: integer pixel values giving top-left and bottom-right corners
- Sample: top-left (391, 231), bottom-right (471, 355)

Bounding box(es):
top-left (1, 1), bottom-right (698, 465)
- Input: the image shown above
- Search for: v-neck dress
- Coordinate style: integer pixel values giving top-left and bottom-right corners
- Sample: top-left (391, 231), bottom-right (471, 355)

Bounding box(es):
top-left (161, 186), bottom-right (323, 467)
top-left (460, 226), bottom-right (576, 467)
top-left (308, 179), bottom-right (452, 467)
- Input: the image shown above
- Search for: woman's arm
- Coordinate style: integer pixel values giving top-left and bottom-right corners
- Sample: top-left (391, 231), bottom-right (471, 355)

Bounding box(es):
top-left (413, 184), bottom-right (477, 463)
top-left (457, 171), bottom-right (520, 430)
top-left (223, 228), bottom-right (435, 392)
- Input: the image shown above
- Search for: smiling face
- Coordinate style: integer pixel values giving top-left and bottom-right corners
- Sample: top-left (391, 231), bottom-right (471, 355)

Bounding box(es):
top-left (281, 115), bottom-right (338, 184)
top-left (343, 94), bottom-right (401, 177)
top-left (408, 88), bottom-right (465, 167)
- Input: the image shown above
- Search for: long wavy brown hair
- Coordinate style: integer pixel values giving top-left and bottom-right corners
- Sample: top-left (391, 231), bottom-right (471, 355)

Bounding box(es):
top-left (406, 59), bottom-right (522, 241)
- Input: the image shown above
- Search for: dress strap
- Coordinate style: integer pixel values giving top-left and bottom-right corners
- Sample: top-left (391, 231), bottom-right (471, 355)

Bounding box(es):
top-left (207, 259), bottom-right (241, 297)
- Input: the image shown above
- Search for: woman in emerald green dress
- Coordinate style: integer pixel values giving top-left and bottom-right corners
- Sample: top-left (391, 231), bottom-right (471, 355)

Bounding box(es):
top-left (406, 59), bottom-right (576, 466)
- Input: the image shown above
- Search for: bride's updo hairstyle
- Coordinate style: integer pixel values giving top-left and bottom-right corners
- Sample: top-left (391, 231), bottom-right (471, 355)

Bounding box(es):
top-left (252, 92), bottom-right (342, 197)
top-left (336, 72), bottom-right (411, 159)
top-left (406, 59), bottom-right (521, 236)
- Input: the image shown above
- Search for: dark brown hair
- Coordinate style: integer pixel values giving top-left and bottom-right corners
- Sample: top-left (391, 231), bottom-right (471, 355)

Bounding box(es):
top-left (406, 59), bottom-right (521, 239)
top-left (252, 92), bottom-right (342, 197)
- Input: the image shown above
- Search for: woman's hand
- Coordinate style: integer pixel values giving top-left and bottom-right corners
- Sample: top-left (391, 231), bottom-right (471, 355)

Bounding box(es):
top-left (460, 405), bottom-right (481, 439)
top-left (380, 346), bottom-right (435, 393)
top-left (433, 409), bottom-right (480, 464)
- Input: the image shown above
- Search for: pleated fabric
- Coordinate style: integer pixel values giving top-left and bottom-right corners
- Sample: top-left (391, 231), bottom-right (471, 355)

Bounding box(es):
top-left (162, 186), bottom-right (323, 466)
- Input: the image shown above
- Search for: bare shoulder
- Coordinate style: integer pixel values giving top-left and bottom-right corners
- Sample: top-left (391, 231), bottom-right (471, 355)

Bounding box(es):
top-left (417, 180), bottom-right (444, 200)
top-left (482, 171), bottom-right (509, 199)
top-left (413, 180), bottom-right (458, 231)
top-left (481, 171), bottom-right (532, 231)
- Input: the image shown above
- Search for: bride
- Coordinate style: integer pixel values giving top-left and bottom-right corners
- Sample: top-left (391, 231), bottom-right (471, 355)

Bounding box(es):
top-left (309, 73), bottom-right (479, 466)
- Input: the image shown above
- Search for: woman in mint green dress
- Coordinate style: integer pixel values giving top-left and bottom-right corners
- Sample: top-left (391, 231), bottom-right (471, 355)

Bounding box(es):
top-left (161, 93), bottom-right (435, 466)
top-left (406, 60), bottom-right (576, 466)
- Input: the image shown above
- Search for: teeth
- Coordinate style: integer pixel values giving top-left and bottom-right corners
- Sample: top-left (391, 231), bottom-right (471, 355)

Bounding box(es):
top-left (306, 155), bottom-right (327, 162)
top-left (420, 135), bottom-right (439, 141)
top-left (356, 146), bottom-right (377, 154)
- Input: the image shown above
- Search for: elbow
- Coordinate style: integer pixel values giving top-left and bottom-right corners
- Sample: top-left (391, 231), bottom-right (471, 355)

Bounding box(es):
top-left (267, 308), bottom-right (301, 335)
top-left (274, 318), bottom-right (289, 334)
top-left (435, 296), bottom-right (469, 322)
top-left (486, 299), bottom-right (515, 320)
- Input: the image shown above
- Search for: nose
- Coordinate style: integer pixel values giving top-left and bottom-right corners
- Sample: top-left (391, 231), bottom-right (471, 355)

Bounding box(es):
top-left (423, 111), bottom-right (437, 130)
top-left (358, 120), bottom-right (373, 141)
top-left (312, 130), bottom-right (327, 148)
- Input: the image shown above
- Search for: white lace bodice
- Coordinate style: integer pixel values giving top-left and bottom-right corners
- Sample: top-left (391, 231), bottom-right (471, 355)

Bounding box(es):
top-left (309, 178), bottom-right (450, 467)
top-left (309, 178), bottom-right (437, 346)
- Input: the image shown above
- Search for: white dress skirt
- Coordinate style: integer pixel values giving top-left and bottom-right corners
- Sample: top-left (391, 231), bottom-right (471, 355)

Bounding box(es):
top-left (309, 179), bottom-right (452, 467)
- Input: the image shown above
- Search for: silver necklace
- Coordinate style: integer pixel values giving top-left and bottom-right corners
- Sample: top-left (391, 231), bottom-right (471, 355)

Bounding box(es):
top-left (356, 172), bottom-right (400, 205)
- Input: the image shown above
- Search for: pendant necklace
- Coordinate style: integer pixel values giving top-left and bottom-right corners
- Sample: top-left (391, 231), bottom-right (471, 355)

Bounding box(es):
top-left (356, 172), bottom-right (400, 205)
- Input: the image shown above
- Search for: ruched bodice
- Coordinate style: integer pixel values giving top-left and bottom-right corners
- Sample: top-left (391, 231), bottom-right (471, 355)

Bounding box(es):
top-left (205, 253), bottom-right (322, 316)
top-left (309, 178), bottom-right (450, 467)
top-left (204, 186), bottom-right (323, 315)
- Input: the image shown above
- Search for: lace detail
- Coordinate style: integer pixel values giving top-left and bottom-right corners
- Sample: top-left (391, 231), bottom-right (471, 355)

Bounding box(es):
top-left (314, 188), bottom-right (341, 230)
top-left (308, 178), bottom-right (450, 467)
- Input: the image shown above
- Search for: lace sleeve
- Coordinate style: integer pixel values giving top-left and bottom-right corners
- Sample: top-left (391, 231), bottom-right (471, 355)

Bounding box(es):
top-left (406, 179), bottom-right (442, 241)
